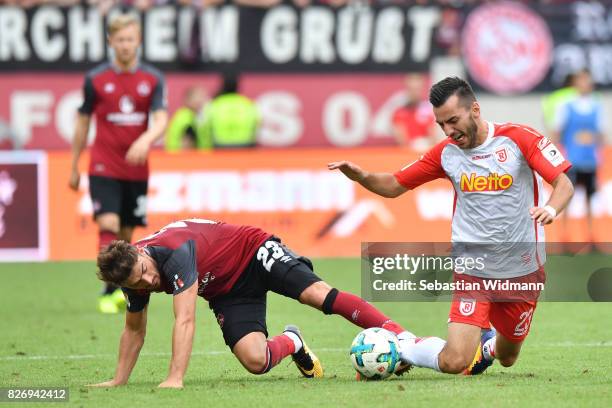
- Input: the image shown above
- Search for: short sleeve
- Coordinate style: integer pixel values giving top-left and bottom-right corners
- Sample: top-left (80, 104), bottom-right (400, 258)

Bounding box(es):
top-left (151, 74), bottom-right (168, 112)
top-left (393, 140), bottom-right (448, 190)
top-left (502, 124), bottom-right (572, 184)
top-left (78, 75), bottom-right (96, 115)
top-left (121, 288), bottom-right (150, 313)
top-left (160, 240), bottom-right (198, 296)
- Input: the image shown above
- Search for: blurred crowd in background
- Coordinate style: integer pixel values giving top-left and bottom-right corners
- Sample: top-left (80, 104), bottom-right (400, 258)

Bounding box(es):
top-left (0, 0), bottom-right (583, 11)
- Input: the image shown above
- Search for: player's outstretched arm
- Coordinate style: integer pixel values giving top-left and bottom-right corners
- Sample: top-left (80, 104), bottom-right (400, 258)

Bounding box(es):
top-left (88, 307), bottom-right (148, 387)
top-left (159, 282), bottom-right (198, 389)
top-left (126, 109), bottom-right (169, 165)
top-left (328, 161), bottom-right (408, 198)
top-left (530, 172), bottom-right (574, 225)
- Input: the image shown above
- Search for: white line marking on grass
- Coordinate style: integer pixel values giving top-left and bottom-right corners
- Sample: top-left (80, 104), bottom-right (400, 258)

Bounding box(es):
top-left (2, 343), bottom-right (611, 362)
top-left (0, 348), bottom-right (345, 362)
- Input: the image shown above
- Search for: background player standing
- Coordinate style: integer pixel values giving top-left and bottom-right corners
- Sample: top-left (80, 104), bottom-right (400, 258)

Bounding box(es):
top-left (329, 77), bottom-right (574, 376)
top-left (553, 69), bottom-right (604, 243)
top-left (68, 14), bottom-right (168, 313)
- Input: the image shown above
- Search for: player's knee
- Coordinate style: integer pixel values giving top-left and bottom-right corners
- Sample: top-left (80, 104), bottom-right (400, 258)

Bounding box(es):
top-left (438, 351), bottom-right (471, 374)
top-left (299, 281), bottom-right (332, 309)
top-left (96, 214), bottom-right (120, 232)
top-left (498, 354), bottom-right (518, 368)
top-left (239, 350), bottom-right (268, 375)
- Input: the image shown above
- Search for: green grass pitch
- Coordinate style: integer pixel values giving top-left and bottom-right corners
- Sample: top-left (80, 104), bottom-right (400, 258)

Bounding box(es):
top-left (1, 259), bottom-right (611, 407)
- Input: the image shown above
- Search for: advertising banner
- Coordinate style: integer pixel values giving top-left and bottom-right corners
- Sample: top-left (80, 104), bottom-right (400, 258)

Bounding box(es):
top-left (0, 73), bottom-right (405, 149)
top-left (47, 147), bottom-right (612, 261)
top-left (1, 2), bottom-right (611, 92)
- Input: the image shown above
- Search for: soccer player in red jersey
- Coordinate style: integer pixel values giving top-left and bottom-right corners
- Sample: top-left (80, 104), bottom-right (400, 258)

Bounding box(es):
top-left (88, 219), bottom-right (409, 388)
top-left (68, 14), bottom-right (168, 314)
top-left (330, 77), bottom-right (575, 376)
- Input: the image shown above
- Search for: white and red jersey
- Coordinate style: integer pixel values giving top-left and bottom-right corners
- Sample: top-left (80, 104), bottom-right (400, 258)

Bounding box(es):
top-left (394, 121), bottom-right (571, 278)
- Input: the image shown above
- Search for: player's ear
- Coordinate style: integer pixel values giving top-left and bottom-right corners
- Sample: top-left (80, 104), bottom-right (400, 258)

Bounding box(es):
top-left (471, 101), bottom-right (481, 118)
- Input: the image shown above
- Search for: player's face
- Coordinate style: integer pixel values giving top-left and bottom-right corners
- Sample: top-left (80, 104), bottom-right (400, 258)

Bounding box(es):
top-left (433, 94), bottom-right (480, 149)
top-left (109, 24), bottom-right (141, 68)
top-left (122, 252), bottom-right (161, 291)
top-left (574, 71), bottom-right (593, 95)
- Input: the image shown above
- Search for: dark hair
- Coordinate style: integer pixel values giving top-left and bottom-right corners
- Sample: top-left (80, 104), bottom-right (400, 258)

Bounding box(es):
top-left (429, 76), bottom-right (476, 108)
top-left (562, 73), bottom-right (575, 88)
top-left (96, 240), bottom-right (138, 286)
top-left (216, 73), bottom-right (238, 97)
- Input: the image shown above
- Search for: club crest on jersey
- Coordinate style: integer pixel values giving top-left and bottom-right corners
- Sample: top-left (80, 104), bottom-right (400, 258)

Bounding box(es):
top-left (104, 82), bottom-right (115, 93)
top-left (495, 148), bottom-right (508, 162)
top-left (459, 299), bottom-right (476, 316)
top-left (537, 137), bottom-right (551, 150)
top-left (173, 274), bottom-right (184, 290)
top-left (460, 172), bottom-right (513, 192)
top-left (137, 81), bottom-right (151, 97)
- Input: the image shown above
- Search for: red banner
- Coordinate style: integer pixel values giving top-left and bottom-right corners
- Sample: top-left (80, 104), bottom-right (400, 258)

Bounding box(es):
top-left (0, 151), bottom-right (47, 261)
top-left (0, 73), bottom-right (408, 150)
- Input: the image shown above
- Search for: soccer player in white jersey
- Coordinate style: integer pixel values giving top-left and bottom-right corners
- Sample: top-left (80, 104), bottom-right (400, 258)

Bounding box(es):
top-left (329, 77), bottom-right (575, 376)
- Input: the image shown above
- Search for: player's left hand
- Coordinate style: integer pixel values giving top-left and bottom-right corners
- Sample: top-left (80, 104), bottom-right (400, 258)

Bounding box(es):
top-left (86, 380), bottom-right (123, 387)
top-left (529, 206), bottom-right (555, 225)
top-left (126, 136), bottom-right (151, 166)
top-left (158, 378), bottom-right (183, 389)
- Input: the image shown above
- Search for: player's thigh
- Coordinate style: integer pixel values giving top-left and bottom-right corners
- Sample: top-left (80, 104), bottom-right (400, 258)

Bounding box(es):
top-left (255, 238), bottom-right (323, 301)
top-left (119, 179), bottom-right (148, 228)
top-left (443, 299), bottom-right (492, 372)
top-left (89, 175), bottom-right (122, 231)
top-left (209, 298), bottom-right (268, 351)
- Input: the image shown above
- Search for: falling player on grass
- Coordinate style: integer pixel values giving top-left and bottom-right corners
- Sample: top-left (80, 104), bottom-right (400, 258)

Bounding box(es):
top-left (330, 77), bottom-right (574, 376)
top-left (89, 219), bottom-right (410, 388)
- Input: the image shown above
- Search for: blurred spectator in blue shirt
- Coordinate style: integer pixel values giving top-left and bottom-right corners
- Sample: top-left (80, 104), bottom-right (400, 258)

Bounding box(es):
top-left (554, 69), bottom-right (605, 242)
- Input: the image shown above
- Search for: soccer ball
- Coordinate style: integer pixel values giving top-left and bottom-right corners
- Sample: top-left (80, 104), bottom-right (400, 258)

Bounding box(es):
top-left (349, 327), bottom-right (401, 380)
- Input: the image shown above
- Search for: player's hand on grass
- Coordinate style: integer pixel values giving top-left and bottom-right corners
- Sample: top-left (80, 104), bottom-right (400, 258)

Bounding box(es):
top-left (68, 168), bottom-right (80, 191)
top-left (328, 161), bottom-right (367, 182)
top-left (158, 378), bottom-right (183, 389)
top-left (530, 206), bottom-right (555, 225)
top-left (86, 379), bottom-right (124, 387)
top-left (126, 136), bottom-right (151, 166)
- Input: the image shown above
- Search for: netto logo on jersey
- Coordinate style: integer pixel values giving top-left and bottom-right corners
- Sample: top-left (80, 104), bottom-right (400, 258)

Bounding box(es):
top-left (460, 172), bottom-right (513, 192)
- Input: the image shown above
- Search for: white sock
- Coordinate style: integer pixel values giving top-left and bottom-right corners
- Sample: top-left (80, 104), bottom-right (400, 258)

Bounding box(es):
top-left (399, 337), bottom-right (446, 372)
top-left (397, 330), bottom-right (417, 342)
top-left (284, 332), bottom-right (303, 352)
top-left (482, 336), bottom-right (496, 361)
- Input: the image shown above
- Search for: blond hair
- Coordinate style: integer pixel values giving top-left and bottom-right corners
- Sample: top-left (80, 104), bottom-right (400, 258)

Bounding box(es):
top-left (107, 14), bottom-right (140, 37)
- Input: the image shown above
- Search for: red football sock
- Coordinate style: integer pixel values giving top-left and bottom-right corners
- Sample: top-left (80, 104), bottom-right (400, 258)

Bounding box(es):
top-left (331, 291), bottom-right (406, 334)
top-left (260, 334), bottom-right (296, 374)
top-left (99, 230), bottom-right (118, 252)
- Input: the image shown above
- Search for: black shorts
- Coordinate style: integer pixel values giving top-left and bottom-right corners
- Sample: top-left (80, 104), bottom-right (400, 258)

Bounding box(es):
top-left (89, 175), bottom-right (148, 227)
top-left (567, 169), bottom-right (597, 198)
top-left (209, 237), bottom-right (322, 349)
